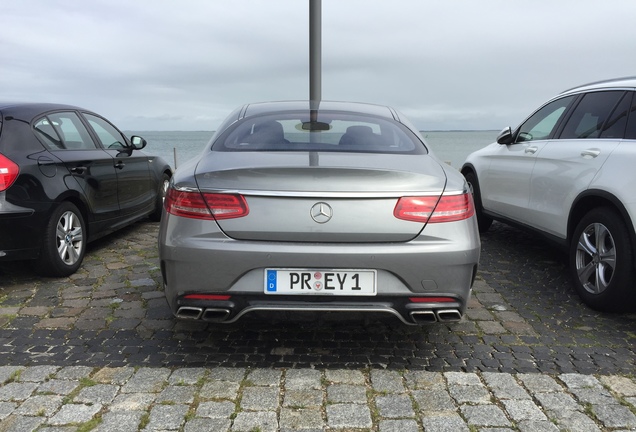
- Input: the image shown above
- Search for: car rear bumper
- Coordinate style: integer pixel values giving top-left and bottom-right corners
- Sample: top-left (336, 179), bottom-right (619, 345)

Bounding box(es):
top-left (0, 195), bottom-right (41, 261)
top-left (167, 294), bottom-right (468, 325)
top-left (159, 215), bottom-right (481, 325)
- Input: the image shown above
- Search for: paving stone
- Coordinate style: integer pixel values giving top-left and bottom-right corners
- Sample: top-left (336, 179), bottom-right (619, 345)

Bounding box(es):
top-left (121, 367), bottom-right (171, 393)
top-left (0, 382), bottom-right (38, 401)
top-left (75, 384), bottom-right (119, 405)
top-left (19, 366), bottom-right (59, 382)
top-left (94, 411), bottom-right (144, 432)
top-left (375, 394), bottom-right (414, 418)
top-left (0, 415), bottom-right (44, 432)
top-left (412, 388), bottom-right (455, 413)
top-left (199, 380), bottom-right (239, 400)
top-left (285, 369), bottom-right (321, 390)
top-left (326, 403), bottom-right (372, 429)
top-left (592, 403), bottom-right (636, 428)
top-left (196, 400), bottom-right (235, 418)
top-left (246, 368), bottom-right (282, 386)
top-left (232, 411), bottom-right (278, 432)
top-left (15, 394), bottom-right (63, 416)
top-left (109, 392), bottom-right (156, 411)
top-left (283, 388), bottom-right (323, 408)
top-left (420, 413), bottom-right (470, 432)
top-left (559, 373), bottom-right (603, 389)
top-left (325, 369), bottom-right (365, 385)
top-left (48, 403), bottom-right (102, 425)
top-left (279, 408), bottom-right (323, 430)
top-left (460, 404), bottom-right (511, 427)
top-left (144, 404), bottom-right (189, 430)
top-left (183, 418), bottom-right (231, 432)
top-left (517, 374), bottom-right (563, 393)
top-left (36, 379), bottom-right (79, 396)
top-left (379, 419), bottom-right (420, 432)
top-left (371, 370), bottom-right (406, 394)
top-left (0, 367), bottom-right (22, 384)
top-left (501, 399), bottom-right (548, 422)
top-left (157, 385), bottom-right (197, 404)
top-left (599, 375), bottom-right (636, 396)
top-left (240, 386), bottom-right (279, 411)
top-left (0, 401), bottom-right (17, 420)
top-left (327, 384), bottom-right (367, 404)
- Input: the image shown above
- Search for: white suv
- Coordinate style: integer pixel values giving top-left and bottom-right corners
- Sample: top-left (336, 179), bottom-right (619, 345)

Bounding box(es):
top-left (462, 76), bottom-right (636, 312)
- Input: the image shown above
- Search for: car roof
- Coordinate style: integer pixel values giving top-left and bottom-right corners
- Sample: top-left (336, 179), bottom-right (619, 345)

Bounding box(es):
top-left (0, 102), bottom-right (87, 121)
top-left (560, 76), bottom-right (636, 95)
top-left (241, 101), bottom-right (398, 120)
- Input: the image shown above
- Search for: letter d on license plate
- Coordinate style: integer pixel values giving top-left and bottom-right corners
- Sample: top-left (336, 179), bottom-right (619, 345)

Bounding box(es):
top-left (265, 269), bottom-right (376, 296)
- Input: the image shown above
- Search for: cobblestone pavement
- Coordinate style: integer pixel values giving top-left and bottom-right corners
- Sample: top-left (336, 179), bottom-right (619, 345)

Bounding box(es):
top-left (1, 220), bottom-right (635, 431)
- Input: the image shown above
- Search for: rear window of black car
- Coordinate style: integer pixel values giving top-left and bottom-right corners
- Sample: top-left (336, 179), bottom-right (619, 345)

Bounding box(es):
top-left (213, 112), bottom-right (426, 154)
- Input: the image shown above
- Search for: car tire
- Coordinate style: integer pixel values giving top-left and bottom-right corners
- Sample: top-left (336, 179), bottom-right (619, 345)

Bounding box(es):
top-left (464, 171), bottom-right (493, 233)
top-left (570, 207), bottom-right (636, 312)
top-left (149, 173), bottom-right (170, 222)
top-left (35, 202), bottom-right (86, 277)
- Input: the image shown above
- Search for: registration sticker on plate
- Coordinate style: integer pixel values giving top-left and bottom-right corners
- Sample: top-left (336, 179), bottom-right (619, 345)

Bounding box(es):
top-left (265, 269), bottom-right (377, 296)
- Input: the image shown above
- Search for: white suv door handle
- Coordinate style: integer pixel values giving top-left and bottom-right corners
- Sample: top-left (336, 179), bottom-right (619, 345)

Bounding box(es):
top-left (581, 149), bottom-right (601, 158)
top-left (525, 146), bottom-right (539, 154)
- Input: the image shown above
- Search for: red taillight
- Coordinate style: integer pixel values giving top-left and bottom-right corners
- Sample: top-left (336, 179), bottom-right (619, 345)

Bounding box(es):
top-left (0, 154), bottom-right (19, 192)
top-left (409, 296), bottom-right (456, 303)
top-left (165, 188), bottom-right (249, 220)
top-left (204, 193), bottom-right (249, 220)
top-left (394, 193), bottom-right (474, 223)
top-left (183, 294), bottom-right (231, 301)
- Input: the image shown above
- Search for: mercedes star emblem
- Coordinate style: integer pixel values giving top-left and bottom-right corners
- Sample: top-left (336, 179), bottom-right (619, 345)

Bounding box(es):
top-left (310, 202), bottom-right (333, 224)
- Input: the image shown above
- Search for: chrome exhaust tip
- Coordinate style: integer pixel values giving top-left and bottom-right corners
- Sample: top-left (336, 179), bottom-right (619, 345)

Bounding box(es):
top-left (202, 308), bottom-right (231, 323)
top-left (436, 309), bottom-right (462, 322)
top-left (410, 310), bottom-right (437, 324)
top-left (176, 306), bottom-right (203, 320)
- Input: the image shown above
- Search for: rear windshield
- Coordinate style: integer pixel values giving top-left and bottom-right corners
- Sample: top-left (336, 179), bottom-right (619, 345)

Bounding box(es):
top-left (212, 112), bottom-right (426, 154)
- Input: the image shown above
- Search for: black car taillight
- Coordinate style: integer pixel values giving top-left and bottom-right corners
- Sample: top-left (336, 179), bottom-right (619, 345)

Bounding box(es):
top-left (0, 154), bottom-right (19, 192)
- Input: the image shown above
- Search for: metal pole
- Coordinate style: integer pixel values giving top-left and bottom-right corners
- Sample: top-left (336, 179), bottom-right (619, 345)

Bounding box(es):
top-left (309, 0), bottom-right (321, 103)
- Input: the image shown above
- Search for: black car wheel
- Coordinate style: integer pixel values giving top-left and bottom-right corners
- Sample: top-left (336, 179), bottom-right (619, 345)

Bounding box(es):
top-left (149, 173), bottom-right (170, 222)
top-left (464, 171), bottom-right (493, 233)
top-left (570, 207), bottom-right (636, 311)
top-left (36, 202), bottom-right (86, 276)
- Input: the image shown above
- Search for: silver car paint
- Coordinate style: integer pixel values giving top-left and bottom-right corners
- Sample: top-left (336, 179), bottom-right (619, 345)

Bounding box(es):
top-left (159, 101), bottom-right (480, 324)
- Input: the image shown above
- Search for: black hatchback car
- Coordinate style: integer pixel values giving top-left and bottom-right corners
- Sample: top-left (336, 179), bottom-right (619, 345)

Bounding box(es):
top-left (0, 102), bottom-right (171, 276)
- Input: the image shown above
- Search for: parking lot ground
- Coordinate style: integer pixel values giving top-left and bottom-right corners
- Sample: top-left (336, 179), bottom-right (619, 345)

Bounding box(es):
top-left (1, 220), bottom-right (635, 431)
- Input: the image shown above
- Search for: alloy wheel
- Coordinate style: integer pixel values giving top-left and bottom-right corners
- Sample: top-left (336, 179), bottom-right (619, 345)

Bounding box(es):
top-left (56, 210), bottom-right (84, 265)
top-left (574, 222), bottom-right (616, 295)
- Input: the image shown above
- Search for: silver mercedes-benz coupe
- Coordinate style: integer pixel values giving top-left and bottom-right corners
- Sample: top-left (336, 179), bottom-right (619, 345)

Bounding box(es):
top-left (158, 101), bottom-right (480, 325)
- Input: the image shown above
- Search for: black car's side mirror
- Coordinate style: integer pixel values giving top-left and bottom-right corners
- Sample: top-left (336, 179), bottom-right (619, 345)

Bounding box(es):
top-left (130, 136), bottom-right (147, 150)
top-left (496, 127), bottom-right (514, 145)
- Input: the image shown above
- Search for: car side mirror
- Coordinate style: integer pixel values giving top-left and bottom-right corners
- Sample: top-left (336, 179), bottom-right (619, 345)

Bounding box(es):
top-left (130, 136), bottom-right (147, 150)
top-left (496, 127), bottom-right (514, 145)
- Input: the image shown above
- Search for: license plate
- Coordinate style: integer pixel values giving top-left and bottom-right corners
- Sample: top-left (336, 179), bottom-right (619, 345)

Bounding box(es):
top-left (265, 269), bottom-right (377, 296)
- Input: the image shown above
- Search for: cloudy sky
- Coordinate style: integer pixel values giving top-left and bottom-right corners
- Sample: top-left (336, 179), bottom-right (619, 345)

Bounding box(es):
top-left (2, 0), bottom-right (636, 131)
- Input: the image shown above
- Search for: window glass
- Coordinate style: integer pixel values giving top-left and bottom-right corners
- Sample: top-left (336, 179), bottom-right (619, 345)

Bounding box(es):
top-left (560, 91), bottom-right (624, 139)
top-left (516, 96), bottom-right (575, 142)
top-left (601, 92), bottom-right (631, 138)
top-left (35, 112), bottom-right (96, 150)
top-left (625, 92), bottom-right (636, 140)
top-left (214, 112), bottom-right (425, 154)
top-left (84, 113), bottom-right (127, 149)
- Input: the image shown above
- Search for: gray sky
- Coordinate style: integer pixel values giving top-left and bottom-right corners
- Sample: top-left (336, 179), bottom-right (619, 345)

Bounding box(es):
top-left (2, 1), bottom-right (636, 131)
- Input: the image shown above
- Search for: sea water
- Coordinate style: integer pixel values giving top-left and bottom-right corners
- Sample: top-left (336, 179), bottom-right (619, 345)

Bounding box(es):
top-left (128, 130), bottom-right (499, 171)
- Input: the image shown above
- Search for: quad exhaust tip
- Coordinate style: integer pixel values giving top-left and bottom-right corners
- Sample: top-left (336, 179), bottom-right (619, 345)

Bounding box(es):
top-left (175, 306), bottom-right (203, 320)
top-left (410, 309), bottom-right (462, 324)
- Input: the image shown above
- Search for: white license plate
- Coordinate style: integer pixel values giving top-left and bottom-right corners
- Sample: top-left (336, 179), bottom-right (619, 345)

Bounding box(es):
top-left (265, 269), bottom-right (377, 296)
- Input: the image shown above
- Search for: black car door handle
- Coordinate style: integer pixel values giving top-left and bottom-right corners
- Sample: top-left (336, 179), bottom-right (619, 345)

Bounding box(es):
top-left (70, 166), bottom-right (87, 174)
top-left (114, 161), bottom-right (125, 169)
